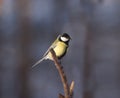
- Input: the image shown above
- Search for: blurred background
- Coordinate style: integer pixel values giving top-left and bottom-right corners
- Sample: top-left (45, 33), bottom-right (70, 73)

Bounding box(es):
top-left (0, 0), bottom-right (120, 98)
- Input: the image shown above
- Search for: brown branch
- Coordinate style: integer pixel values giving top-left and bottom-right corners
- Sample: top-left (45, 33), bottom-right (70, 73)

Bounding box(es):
top-left (50, 49), bottom-right (70, 98)
top-left (59, 94), bottom-right (65, 98)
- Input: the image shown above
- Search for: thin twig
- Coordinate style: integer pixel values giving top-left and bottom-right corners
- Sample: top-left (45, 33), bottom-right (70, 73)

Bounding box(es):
top-left (69, 81), bottom-right (74, 97)
top-left (50, 49), bottom-right (70, 98)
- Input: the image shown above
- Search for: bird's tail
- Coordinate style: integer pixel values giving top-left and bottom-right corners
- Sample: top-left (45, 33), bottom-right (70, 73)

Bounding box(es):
top-left (32, 57), bottom-right (45, 68)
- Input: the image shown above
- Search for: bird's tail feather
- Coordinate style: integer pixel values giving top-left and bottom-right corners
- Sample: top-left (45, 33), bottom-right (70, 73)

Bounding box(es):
top-left (32, 57), bottom-right (45, 68)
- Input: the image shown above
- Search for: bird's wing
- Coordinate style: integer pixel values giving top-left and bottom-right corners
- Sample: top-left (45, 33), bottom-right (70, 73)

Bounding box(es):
top-left (32, 57), bottom-right (45, 68)
top-left (43, 35), bottom-right (60, 57)
top-left (32, 38), bottom-right (58, 68)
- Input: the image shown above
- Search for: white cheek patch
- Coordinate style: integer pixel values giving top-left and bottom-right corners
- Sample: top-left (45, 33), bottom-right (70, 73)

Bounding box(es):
top-left (61, 37), bottom-right (69, 42)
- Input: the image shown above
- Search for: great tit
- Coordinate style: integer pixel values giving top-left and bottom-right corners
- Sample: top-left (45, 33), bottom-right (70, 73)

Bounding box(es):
top-left (32, 33), bottom-right (71, 68)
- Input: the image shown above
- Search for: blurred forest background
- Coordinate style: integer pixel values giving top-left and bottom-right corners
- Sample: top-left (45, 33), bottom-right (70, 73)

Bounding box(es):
top-left (0, 0), bottom-right (120, 98)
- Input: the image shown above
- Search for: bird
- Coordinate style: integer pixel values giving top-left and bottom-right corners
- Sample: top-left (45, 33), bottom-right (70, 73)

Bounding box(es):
top-left (32, 33), bottom-right (71, 68)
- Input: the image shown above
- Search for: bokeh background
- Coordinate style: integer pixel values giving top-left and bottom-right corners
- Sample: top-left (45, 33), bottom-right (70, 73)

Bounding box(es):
top-left (0, 0), bottom-right (120, 98)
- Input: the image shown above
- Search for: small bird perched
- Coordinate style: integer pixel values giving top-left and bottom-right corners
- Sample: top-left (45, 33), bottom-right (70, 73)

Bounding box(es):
top-left (32, 33), bottom-right (71, 68)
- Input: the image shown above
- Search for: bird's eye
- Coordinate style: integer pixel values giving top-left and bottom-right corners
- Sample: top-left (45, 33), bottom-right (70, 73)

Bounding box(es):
top-left (60, 37), bottom-right (69, 42)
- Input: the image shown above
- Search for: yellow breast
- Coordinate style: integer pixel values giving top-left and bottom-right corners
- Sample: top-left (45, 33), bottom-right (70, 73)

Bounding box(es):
top-left (54, 42), bottom-right (67, 57)
top-left (47, 42), bottom-right (67, 60)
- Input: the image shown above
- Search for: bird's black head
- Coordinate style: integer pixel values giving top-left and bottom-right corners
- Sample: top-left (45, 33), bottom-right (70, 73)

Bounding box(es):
top-left (59, 33), bottom-right (71, 44)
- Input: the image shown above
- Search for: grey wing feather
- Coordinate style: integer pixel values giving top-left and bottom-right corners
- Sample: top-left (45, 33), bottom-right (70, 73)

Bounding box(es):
top-left (32, 57), bottom-right (45, 68)
top-left (43, 44), bottom-right (56, 57)
top-left (32, 35), bottom-right (60, 68)
top-left (43, 35), bottom-right (60, 57)
top-left (32, 44), bottom-right (56, 68)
